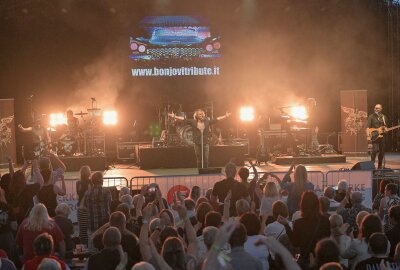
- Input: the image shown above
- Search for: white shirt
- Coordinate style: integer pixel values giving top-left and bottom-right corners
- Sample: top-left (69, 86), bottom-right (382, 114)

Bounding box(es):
top-left (244, 235), bottom-right (270, 270)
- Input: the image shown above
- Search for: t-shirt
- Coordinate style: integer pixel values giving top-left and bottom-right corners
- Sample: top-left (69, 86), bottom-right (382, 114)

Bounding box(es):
top-left (23, 255), bottom-right (67, 270)
top-left (212, 178), bottom-right (249, 216)
top-left (355, 257), bottom-right (399, 270)
top-left (15, 219), bottom-right (64, 262)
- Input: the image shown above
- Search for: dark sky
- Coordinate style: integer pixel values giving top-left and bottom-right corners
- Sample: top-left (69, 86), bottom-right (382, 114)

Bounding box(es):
top-left (0, 0), bottom-right (390, 137)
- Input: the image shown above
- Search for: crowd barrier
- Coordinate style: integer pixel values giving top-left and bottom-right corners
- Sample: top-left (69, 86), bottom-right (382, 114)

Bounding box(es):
top-left (130, 174), bottom-right (224, 204)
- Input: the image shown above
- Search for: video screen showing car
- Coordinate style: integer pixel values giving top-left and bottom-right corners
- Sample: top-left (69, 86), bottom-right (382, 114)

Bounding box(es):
top-left (129, 16), bottom-right (221, 77)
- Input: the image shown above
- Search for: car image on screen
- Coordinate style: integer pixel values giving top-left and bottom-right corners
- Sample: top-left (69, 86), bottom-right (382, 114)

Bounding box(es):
top-left (129, 16), bottom-right (221, 61)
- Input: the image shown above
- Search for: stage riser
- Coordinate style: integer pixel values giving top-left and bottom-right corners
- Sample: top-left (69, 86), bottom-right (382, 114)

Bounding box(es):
top-left (139, 145), bottom-right (246, 169)
top-left (272, 155), bottom-right (346, 165)
top-left (59, 156), bottom-right (106, 172)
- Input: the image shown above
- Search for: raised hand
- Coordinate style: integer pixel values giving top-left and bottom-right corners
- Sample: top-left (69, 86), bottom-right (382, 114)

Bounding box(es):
top-left (142, 203), bottom-right (154, 221)
top-left (224, 190), bottom-right (232, 204)
top-left (176, 204), bottom-right (187, 220)
top-left (214, 220), bottom-right (239, 247)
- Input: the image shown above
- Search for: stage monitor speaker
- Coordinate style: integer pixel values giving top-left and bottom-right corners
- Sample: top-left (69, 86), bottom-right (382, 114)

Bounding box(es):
top-left (198, 167), bottom-right (221, 174)
top-left (351, 161), bottom-right (375, 170)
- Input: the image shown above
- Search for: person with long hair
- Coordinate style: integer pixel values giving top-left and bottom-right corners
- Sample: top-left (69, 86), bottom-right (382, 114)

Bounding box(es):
top-left (259, 181), bottom-right (279, 218)
top-left (76, 165), bottom-right (92, 245)
top-left (280, 163), bottom-right (314, 216)
top-left (15, 204), bottom-right (65, 263)
top-left (168, 109), bottom-right (231, 168)
top-left (278, 191), bottom-right (330, 268)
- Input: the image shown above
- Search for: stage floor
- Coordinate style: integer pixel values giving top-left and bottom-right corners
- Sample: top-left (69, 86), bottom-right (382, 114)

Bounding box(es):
top-left (2, 153), bottom-right (399, 180)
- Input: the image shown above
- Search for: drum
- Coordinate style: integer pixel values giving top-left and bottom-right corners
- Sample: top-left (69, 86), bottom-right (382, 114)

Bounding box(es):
top-left (178, 125), bottom-right (194, 146)
top-left (57, 134), bottom-right (77, 156)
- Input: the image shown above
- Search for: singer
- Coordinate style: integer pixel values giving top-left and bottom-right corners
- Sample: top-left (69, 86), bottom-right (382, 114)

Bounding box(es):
top-left (169, 109), bottom-right (231, 168)
top-left (367, 104), bottom-right (387, 169)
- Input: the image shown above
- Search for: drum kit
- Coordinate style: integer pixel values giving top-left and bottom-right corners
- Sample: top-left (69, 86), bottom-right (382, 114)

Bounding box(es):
top-left (48, 107), bottom-right (105, 157)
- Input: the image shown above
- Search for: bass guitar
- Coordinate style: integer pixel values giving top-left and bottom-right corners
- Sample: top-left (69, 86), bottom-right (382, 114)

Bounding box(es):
top-left (368, 124), bottom-right (400, 142)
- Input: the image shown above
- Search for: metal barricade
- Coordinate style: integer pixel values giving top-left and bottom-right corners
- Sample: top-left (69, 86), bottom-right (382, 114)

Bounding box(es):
top-left (130, 174), bottom-right (224, 202)
top-left (325, 170), bottom-right (373, 208)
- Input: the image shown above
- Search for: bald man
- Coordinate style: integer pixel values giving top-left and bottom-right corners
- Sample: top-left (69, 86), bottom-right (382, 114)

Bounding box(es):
top-left (367, 104), bottom-right (387, 169)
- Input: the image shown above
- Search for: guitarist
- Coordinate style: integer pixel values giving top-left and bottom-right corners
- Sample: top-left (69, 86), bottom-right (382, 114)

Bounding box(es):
top-left (367, 104), bottom-right (387, 169)
top-left (18, 117), bottom-right (51, 158)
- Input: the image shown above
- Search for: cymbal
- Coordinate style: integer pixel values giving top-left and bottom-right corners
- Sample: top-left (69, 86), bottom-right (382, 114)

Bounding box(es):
top-left (87, 108), bottom-right (101, 111)
top-left (75, 112), bottom-right (88, 116)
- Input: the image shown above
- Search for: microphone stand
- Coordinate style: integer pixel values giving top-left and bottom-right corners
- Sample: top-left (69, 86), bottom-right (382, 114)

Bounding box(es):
top-left (201, 130), bottom-right (204, 169)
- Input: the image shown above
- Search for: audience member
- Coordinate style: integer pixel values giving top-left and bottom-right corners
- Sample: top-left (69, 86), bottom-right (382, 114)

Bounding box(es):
top-left (324, 186), bottom-right (340, 215)
top-left (259, 182), bottom-right (279, 218)
top-left (319, 196), bottom-right (331, 217)
top-left (228, 223), bottom-right (263, 270)
top-left (211, 162), bottom-right (249, 216)
top-left (240, 212), bottom-right (269, 270)
top-left (334, 179), bottom-right (349, 205)
top-left (386, 205), bottom-right (400, 257)
top-left (190, 186), bottom-right (201, 203)
top-left (355, 233), bottom-right (399, 270)
top-left (53, 204), bottom-right (74, 253)
top-left (111, 187), bottom-right (131, 213)
top-left (87, 227), bottom-right (126, 270)
top-left (329, 214), bottom-right (351, 267)
top-left (22, 233), bottom-right (67, 270)
top-left (342, 214), bottom-right (382, 270)
top-left (16, 204), bottom-right (65, 263)
top-left (279, 191), bottom-right (330, 267)
top-left (280, 164), bottom-right (314, 215)
top-left (265, 200), bottom-right (290, 239)
top-left (37, 258), bottom-right (62, 270)
top-left (372, 179), bottom-right (391, 212)
top-left (76, 165), bottom-right (92, 246)
top-left (0, 186), bottom-right (18, 264)
top-left (310, 238), bottom-right (341, 270)
top-left (338, 191), bottom-right (371, 235)
top-left (84, 171), bottom-right (112, 232)
top-left (379, 183), bottom-right (400, 232)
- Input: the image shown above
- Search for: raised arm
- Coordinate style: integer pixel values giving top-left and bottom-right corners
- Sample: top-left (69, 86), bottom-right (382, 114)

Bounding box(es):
top-left (168, 113), bottom-right (185, 121)
top-left (17, 124), bottom-right (32, 133)
top-left (139, 204), bottom-right (155, 262)
top-left (202, 220), bottom-right (238, 270)
top-left (176, 205), bottom-right (197, 257)
top-left (216, 112), bottom-right (231, 121)
top-left (49, 152), bottom-right (66, 171)
top-left (5, 155), bottom-right (14, 178)
top-left (31, 160), bottom-right (44, 187)
top-left (249, 160), bottom-right (259, 181)
top-left (222, 190), bottom-right (232, 222)
top-left (54, 175), bottom-right (66, 196)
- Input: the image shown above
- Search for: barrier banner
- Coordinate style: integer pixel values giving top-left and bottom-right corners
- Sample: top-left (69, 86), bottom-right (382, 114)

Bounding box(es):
top-left (0, 99), bottom-right (16, 166)
top-left (340, 90), bottom-right (368, 155)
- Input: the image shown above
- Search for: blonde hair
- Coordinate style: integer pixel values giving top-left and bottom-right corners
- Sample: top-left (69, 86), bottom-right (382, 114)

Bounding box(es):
top-left (193, 109), bottom-right (205, 120)
top-left (329, 214), bottom-right (344, 245)
top-left (264, 182), bottom-right (279, 197)
top-left (55, 203), bottom-right (71, 217)
top-left (24, 203), bottom-right (54, 231)
top-left (294, 165), bottom-right (308, 194)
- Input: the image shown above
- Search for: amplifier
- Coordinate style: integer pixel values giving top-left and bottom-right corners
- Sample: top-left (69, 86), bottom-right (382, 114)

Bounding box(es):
top-left (116, 142), bottom-right (139, 161)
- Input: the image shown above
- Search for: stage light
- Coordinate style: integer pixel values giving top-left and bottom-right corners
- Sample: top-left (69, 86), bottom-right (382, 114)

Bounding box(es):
top-left (240, 106), bottom-right (255, 122)
top-left (138, 45), bottom-right (146, 53)
top-left (49, 113), bottom-right (66, 127)
top-left (103, 110), bottom-right (118, 125)
top-left (290, 106), bottom-right (308, 120)
top-left (130, 43), bottom-right (138, 50)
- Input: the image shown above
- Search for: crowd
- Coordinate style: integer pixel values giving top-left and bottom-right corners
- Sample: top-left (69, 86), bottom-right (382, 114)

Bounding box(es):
top-left (1, 154), bottom-right (400, 270)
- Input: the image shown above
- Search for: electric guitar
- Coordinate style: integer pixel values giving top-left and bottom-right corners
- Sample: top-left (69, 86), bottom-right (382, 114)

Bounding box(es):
top-left (368, 124), bottom-right (400, 142)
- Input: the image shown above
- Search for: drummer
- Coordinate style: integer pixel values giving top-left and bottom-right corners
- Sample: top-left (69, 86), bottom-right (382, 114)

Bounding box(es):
top-left (66, 110), bottom-right (79, 136)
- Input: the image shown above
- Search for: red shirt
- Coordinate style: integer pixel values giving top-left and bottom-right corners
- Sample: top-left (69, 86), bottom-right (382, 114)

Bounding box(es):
top-left (23, 255), bottom-right (67, 270)
top-left (16, 219), bottom-right (64, 262)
